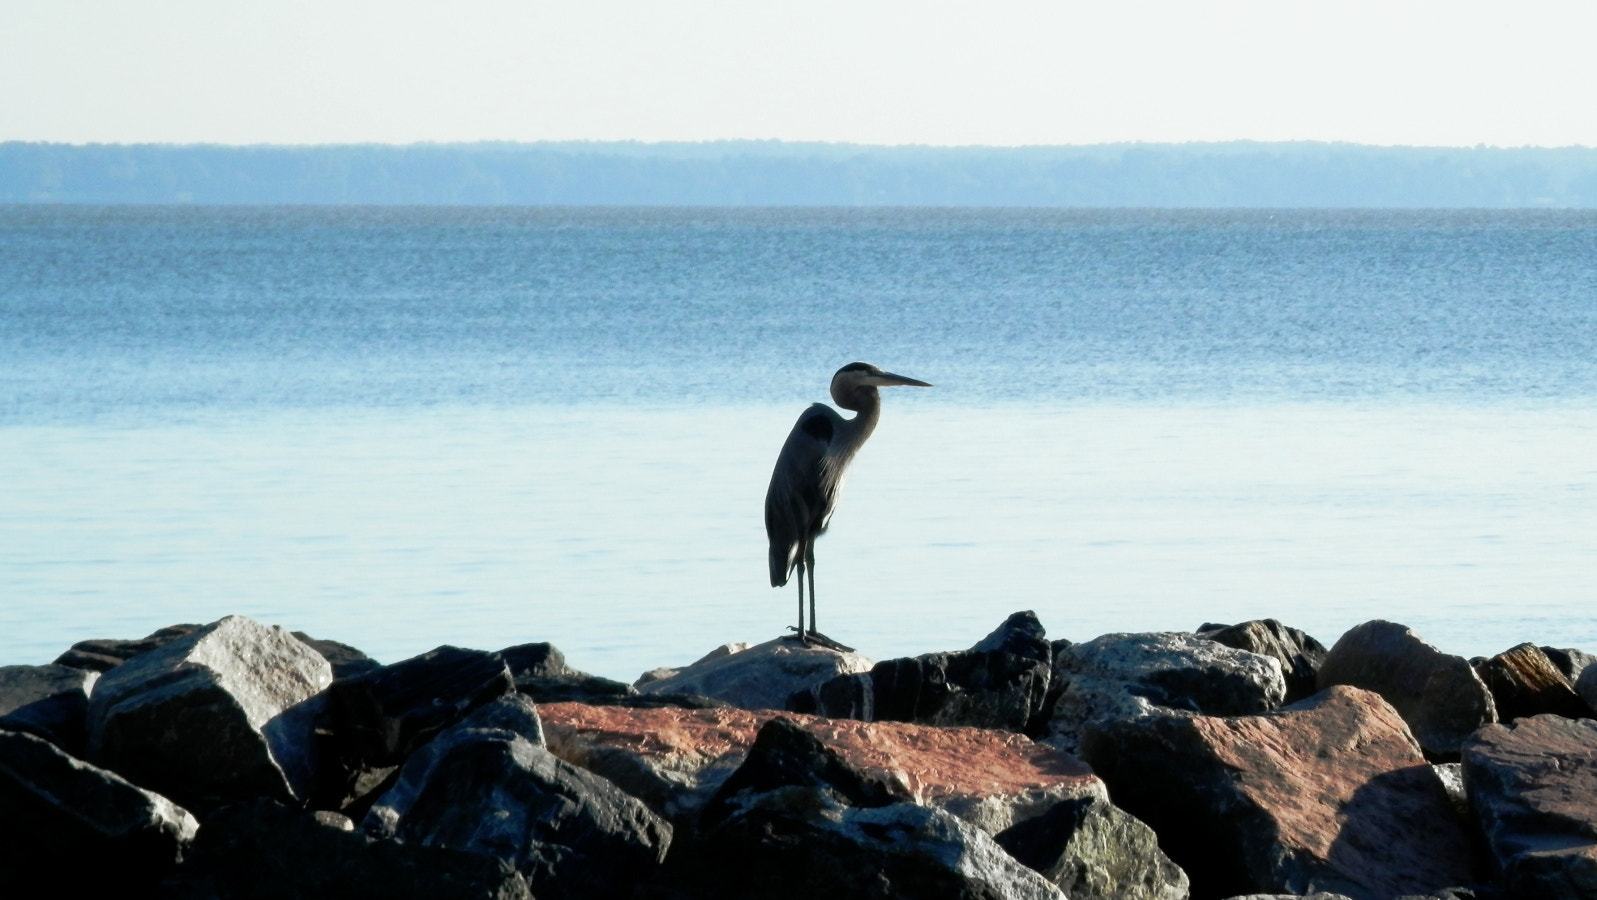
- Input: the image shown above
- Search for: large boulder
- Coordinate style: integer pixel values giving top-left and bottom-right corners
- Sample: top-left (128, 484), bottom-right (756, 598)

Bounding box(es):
top-left (1081, 685), bottom-right (1477, 900)
top-left (168, 797), bottom-right (532, 899)
top-left (363, 695), bottom-right (671, 900)
top-left (316, 644), bottom-right (515, 815)
top-left (1316, 620), bottom-right (1496, 759)
top-left (1048, 631), bottom-right (1286, 753)
top-left (791, 611), bottom-right (1056, 735)
top-left (0, 663), bottom-right (100, 756)
top-left (1197, 619), bottom-right (1328, 703)
top-left (85, 615), bottom-right (333, 814)
top-left (681, 716), bottom-right (1069, 900)
top-left (995, 792), bottom-right (1190, 900)
top-left (1474, 643), bottom-right (1590, 722)
top-left (0, 729), bottom-right (199, 892)
top-left (1462, 715), bottom-right (1597, 900)
top-left (635, 635), bottom-right (873, 711)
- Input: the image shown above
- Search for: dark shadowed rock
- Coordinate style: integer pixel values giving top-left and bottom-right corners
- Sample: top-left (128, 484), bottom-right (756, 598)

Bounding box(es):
top-left (1198, 619), bottom-right (1328, 702)
top-left (1462, 715), bottom-right (1597, 900)
top-left (970, 610), bottom-right (1054, 662)
top-left (0, 729), bottom-right (198, 893)
top-left (700, 716), bottom-right (908, 828)
top-left (635, 636), bottom-right (873, 711)
top-left (292, 632), bottom-right (383, 680)
top-left (1540, 646), bottom-right (1597, 684)
top-left (680, 714), bottom-right (1068, 899)
top-left (791, 611), bottom-right (1057, 735)
top-left (1316, 620), bottom-right (1496, 759)
top-left (684, 794), bottom-right (1069, 900)
top-left (167, 797), bottom-right (532, 899)
top-left (1475, 643), bottom-right (1591, 722)
top-left (1047, 631), bottom-right (1286, 754)
top-left (362, 695), bottom-right (671, 900)
top-left (996, 792), bottom-right (1189, 900)
top-left (323, 644), bottom-right (513, 769)
top-left (52, 624), bottom-right (201, 672)
top-left (85, 615), bottom-right (333, 815)
top-left (0, 664), bottom-right (100, 756)
top-left (1081, 685), bottom-right (1476, 900)
top-left (497, 641), bottom-right (636, 704)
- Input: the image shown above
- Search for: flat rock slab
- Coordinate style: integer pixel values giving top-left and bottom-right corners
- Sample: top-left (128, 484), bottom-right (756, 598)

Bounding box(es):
top-left (1082, 685), bottom-right (1476, 900)
top-left (1462, 715), bottom-right (1597, 900)
top-left (540, 703), bottom-right (1101, 833)
top-left (1316, 619), bottom-right (1496, 759)
top-left (634, 636), bottom-right (873, 711)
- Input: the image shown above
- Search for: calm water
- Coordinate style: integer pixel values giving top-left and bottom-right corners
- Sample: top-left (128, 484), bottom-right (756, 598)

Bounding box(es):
top-left (2, 207), bottom-right (1594, 680)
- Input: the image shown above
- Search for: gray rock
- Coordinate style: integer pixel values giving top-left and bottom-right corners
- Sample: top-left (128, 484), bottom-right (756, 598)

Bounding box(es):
top-left (1462, 715), bottom-right (1597, 900)
top-left (1198, 618), bottom-right (1328, 702)
top-left (1575, 660), bottom-right (1597, 715)
top-left (635, 635), bottom-right (873, 711)
top-left (0, 729), bottom-right (198, 892)
top-left (85, 615), bottom-right (333, 814)
top-left (996, 792), bottom-right (1190, 900)
top-left (1048, 631), bottom-right (1286, 753)
top-left (1316, 620), bottom-right (1496, 759)
top-left (0, 664), bottom-right (99, 755)
top-left (364, 695), bottom-right (671, 900)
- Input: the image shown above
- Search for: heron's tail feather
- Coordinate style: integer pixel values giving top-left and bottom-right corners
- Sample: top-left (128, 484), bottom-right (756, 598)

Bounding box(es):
top-left (769, 543), bottom-right (794, 587)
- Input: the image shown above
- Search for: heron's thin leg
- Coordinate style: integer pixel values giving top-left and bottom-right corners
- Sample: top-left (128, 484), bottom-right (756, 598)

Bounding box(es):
top-left (805, 539), bottom-right (817, 637)
top-left (796, 556), bottom-right (806, 638)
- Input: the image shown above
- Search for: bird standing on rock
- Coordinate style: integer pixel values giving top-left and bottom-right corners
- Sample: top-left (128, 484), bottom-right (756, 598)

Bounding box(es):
top-left (764, 362), bottom-right (931, 650)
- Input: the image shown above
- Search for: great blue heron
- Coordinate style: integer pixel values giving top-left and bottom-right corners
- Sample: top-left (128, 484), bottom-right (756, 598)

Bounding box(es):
top-left (765, 362), bottom-right (931, 648)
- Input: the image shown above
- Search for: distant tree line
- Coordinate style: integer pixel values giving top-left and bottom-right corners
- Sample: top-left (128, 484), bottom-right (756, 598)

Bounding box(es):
top-left (3, 140), bottom-right (1597, 207)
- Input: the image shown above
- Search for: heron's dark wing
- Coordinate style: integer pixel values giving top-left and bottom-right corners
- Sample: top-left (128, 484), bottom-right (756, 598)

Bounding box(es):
top-left (765, 403), bottom-right (841, 586)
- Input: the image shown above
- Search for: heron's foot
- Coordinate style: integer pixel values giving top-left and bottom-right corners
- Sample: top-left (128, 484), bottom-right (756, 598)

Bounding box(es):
top-left (786, 627), bottom-right (854, 653)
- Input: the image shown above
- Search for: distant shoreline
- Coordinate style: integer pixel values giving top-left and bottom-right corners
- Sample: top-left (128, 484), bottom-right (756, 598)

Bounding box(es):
top-left (5, 140), bottom-right (1597, 207)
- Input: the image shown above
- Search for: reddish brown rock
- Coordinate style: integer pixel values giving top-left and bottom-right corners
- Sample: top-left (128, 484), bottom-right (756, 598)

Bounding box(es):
top-left (541, 702), bottom-right (1103, 833)
top-left (1081, 685), bottom-right (1477, 900)
top-left (1462, 715), bottom-right (1597, 900)
top-left (1475, 643), bottom-right (1591, 722)
top-left (1316, 619), bottom-right (1496, 759)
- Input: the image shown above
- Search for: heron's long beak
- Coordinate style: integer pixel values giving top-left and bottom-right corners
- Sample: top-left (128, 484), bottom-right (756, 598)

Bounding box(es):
top-left (865, 371), bottom-right (932, 388)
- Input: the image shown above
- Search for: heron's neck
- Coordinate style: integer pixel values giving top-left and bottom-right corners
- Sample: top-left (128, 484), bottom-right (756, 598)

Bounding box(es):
top-left (834, 387), bottom-right (881, 454)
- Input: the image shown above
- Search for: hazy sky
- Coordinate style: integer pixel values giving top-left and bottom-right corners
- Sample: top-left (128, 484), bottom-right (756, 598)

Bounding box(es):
top-left (6, 0), bottom-right (1594, 147)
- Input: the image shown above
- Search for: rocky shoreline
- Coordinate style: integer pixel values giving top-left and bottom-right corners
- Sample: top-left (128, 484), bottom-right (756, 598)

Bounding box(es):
top-left (2, 612), bottom-right (1595, 899)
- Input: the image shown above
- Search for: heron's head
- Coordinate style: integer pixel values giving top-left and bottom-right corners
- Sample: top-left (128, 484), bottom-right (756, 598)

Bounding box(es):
top-left (830, 362), bottom-right (932, 407)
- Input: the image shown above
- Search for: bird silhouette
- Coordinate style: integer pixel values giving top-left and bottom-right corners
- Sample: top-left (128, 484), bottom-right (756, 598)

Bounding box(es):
top-left (764, 362), bottom-right (931, 649)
